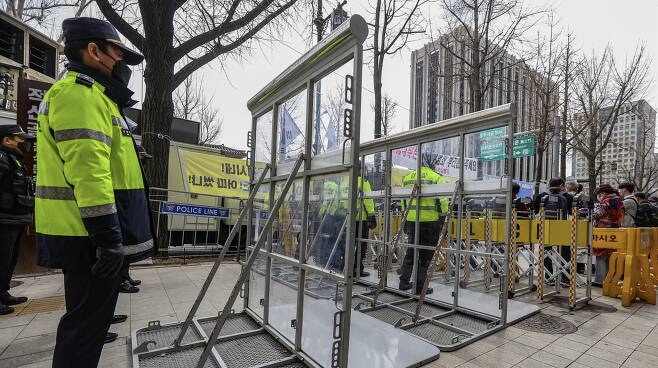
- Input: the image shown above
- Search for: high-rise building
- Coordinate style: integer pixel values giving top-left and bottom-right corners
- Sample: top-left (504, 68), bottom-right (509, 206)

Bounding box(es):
top-left (409, 28), bottom-right (559, 182)
top-left (574, 100), bottom-right (657, 186)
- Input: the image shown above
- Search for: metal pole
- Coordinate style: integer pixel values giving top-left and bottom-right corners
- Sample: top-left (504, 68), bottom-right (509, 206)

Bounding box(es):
top-left (173, 164), bottom-right (271, 347)
top-left (196, 155), bottom-right (304, 368)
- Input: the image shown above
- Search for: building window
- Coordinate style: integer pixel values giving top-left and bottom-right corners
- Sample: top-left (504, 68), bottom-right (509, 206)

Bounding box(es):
top-left (442, 46), bottom-right (453, 119)
top-left (428, 51), bottom-right (438, 124)
top-left (0, 19), bottom-right (25, 64)
top-left (414, 60), bottom-right (424, 127)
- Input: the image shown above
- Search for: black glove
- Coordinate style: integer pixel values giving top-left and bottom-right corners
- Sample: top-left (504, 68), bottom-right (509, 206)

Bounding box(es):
top-left (91, 244), bottom-right (125, 279)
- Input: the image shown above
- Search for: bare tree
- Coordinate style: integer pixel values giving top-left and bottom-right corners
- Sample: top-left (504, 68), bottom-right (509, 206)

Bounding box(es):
top-left (4, 0), bottom-right (86, 24)
top-left (369, 0), bottom-right (427, 139)
top-left (568, 45), bottom-right (652, 197)
top-left (434, 0), bottom-right (542, 113)
top-left (95, 0), bottom-right (302, 188)
top-left (525, 11), bottom-right (565, 191)
top-left (559, 32), bottom-right (580, 178)
top-left (381, 93), bottom-right (398, 136)
top-left (173, 76), bottom-right (223, 145)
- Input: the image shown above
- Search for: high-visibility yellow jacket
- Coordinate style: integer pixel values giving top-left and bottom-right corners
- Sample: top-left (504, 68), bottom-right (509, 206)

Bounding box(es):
top-left (35, 70), bottom-right (154, 267)
top-left (402, 167), bottom-right (449, 222)
top-left (340, 176), bottom-right (375, 221)
top-left (320, 180), bottom-right (339, 216)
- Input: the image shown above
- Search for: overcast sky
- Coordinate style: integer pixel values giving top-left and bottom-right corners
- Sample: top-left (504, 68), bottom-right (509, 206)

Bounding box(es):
top-left (177, 0), bottom-right (657, 151)
top-left (23, 0), bottom-right (658, 150)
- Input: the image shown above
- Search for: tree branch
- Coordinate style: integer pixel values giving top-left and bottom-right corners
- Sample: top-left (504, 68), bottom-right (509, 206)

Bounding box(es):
top-left (96, 0), bottom-right (145, 51)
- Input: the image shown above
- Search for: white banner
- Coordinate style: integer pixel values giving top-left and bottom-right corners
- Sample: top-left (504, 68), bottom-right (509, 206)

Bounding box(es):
top-left (392, 147), bottom-right (478, 179)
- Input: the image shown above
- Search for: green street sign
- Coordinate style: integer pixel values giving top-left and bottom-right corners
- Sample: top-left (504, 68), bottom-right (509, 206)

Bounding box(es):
top-left (481, 139), bottom-right (506, 161)
top-left (480, 127), bottom-right (506, 140)
top-left (513, 136), bottom-right (536, 158)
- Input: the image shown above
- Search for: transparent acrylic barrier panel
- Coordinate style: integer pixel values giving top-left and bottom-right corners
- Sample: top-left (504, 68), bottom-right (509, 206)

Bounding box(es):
top-left (464, 125), bottom-right (510, 183)
top-left (248, 250), bottom-right (267, 318)
top-left (305, 173), bottom-right (350, 273)
top-left (276, 88), bottom-right (307, 175)
top-left (254, 111), bottom-right (273, 178)
top-left (354, 197), bottom-right (385, 284)
top-left (268, 258), bottom-right (299, 344)
top-left (311, 60), bottom-right (355, 169)
top-left (300, 269), bottom-right (343, 367)
top-left (272, 179), bottom-right (304, 257)
top-left (251, 184), bottom-right (271, 242)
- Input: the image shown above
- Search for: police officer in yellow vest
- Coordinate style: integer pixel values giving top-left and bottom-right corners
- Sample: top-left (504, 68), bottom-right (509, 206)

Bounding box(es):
top-left (338, 173), bottom-right (376, 276)
top-left (35, 17), bottom-right (154, 368)
top-left (318, 179), bottom-right (340, 268)
top-left (400, 165), bottom-right (448, 294)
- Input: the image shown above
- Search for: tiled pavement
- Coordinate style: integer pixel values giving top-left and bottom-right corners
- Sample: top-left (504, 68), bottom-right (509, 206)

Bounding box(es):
top-left (1, 263), bottom-right (657, 368)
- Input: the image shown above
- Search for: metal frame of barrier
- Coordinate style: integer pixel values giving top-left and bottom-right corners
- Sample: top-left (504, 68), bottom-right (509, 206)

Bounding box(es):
top-left (351, 103), bottom-right (540, 351)
top-left (149, 187), bottom-right (248, 259)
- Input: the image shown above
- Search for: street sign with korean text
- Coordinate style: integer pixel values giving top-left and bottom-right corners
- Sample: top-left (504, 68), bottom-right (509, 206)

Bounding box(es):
top-left (479, 127), bottom-right (506, 140)
top-left (512, 136), bottom-right (536, 158)
top-left (161, 202), bottom-right (230, 219)
top-left (481, 140), bottom-right (506, 161)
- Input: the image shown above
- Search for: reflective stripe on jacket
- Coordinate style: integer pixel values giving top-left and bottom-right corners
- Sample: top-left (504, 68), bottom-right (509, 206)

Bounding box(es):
top-left (402, 167), bottom-right (448, 222)
top-left (35, 71), bottom-right (154, 267)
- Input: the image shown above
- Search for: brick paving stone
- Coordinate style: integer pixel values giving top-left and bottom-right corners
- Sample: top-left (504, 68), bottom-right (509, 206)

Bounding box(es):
top-left (1, 263), bottom-right (657, 368)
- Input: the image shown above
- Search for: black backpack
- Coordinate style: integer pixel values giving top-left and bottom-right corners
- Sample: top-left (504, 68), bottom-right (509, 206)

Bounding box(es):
top-left (541, 193), bottom-right (568, 219)
top-left (635, 202), bottom-right (658, 227)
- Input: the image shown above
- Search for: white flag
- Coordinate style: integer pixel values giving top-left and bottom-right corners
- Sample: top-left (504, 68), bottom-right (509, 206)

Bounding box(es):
top-left (280, 107), bottom-right (302, 155)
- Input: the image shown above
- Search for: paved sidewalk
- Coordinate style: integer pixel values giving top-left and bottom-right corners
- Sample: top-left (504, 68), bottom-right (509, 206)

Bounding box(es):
top-left (1, 263), bottom-right (657, 368)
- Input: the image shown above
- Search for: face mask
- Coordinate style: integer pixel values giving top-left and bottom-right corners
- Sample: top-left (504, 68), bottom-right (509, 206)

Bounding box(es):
top-left (18, 141), bottom-right (32, 154)
top-left (98, 47), bottom-right (132, 86)
top-left (111, 59), bottom-right (132, 86)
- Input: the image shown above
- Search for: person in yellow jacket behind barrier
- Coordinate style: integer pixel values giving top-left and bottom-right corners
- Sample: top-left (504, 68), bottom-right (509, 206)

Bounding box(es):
top-left (399, 165), bottom-right (449, 294)
top-left (35, 17), bottom-right (154, 368)
top-left (338, 171), bottom-right (377, 277)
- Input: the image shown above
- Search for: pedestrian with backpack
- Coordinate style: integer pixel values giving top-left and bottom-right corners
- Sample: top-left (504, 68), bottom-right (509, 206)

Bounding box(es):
top-left (533, 178), bottom-right (573, 285)
top-left (634, 192), bottom-right (658, 227)
top-left (592, 184), bottom-right (624, 286)
top-left (618, 182), bottom-right (638, 228)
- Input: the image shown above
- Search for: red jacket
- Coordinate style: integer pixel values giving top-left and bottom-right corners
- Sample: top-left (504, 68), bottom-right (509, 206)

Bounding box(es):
top-left (593, 194), bottom-right (624, 256)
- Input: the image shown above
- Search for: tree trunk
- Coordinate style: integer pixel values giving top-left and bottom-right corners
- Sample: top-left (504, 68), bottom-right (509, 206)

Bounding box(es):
top-left (373, 65), bottom-right (383, 139)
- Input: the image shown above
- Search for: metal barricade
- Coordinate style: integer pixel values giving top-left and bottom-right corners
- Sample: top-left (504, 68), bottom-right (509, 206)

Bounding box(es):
top-left (149, 187), bottom-right (248, 261)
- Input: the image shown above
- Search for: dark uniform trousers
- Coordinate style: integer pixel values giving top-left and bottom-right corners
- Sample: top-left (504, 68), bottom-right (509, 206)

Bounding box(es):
top-left (52, 242), bottom-right (121, 368)
top-left (401, 221), bottom-right (441, 291)
top-left (0, 224), bottom-right (24, 294)
top-left (354, 221), bottom-right (370, 275)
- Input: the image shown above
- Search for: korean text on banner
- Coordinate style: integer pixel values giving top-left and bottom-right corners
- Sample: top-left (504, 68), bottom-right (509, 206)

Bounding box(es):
top-left (182, 149), bottom-right (251, 198)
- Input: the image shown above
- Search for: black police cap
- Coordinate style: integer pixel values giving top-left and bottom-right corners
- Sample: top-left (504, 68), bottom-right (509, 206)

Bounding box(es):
top-left (62, 17), bottom-right (144, 65)
top-left (0, 125), bottom-right (35, 139)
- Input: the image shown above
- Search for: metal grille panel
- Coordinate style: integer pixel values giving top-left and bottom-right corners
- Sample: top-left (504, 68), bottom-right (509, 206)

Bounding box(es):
top-left (215, 332), bottom-right (292, 368)
top-left (436, 313), bottom-right (492, 333)
top-left (136, 324), bottom-right (202, 349)
top-left (363, 307), bottom-right (411, 325)
top-left (394, 301), bottom-right (449, 317)
top-left (139, 346), bottom-right (218, 368)
top-left (199, 314), bottom-right (260, 337)
top-left (352, 296), bottom-right (373, 309)
top-left (406, 322), bottom-right (472, 346)
top-left (279, 362), bottom-right (309, 368)
top-left (365, 291), bottom-right (408, 303)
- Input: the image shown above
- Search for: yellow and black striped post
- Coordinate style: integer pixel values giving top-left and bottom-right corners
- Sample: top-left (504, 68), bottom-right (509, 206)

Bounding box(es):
top-left (508, 208), bottom-right (518, 293)
top-left (537, 207), bottom-right (545, 300)
top-left (484, 210), bottom-right (492, 290)
top-left (463, 208), bottom-right (472, 283)
top-left (569, 206), bottom-right (577, 308)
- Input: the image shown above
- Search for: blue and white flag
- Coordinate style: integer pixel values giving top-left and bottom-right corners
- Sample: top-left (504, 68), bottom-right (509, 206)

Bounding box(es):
top-left (280, 107), bottom-right (302, 155)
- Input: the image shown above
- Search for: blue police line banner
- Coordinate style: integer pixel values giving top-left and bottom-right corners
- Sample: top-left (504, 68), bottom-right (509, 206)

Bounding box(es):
top-left (161, 202), bottom-right (230, 219)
